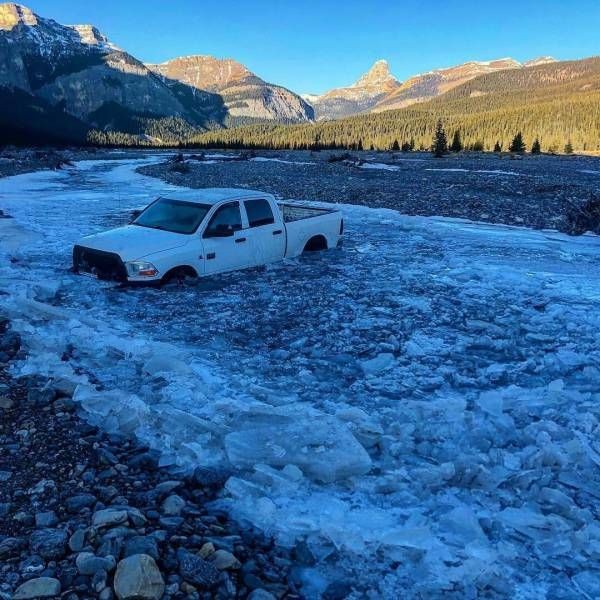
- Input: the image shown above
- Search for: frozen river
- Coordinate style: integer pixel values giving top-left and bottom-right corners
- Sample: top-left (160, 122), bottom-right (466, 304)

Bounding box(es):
top-left (1, 158), bottom-right (600, 598)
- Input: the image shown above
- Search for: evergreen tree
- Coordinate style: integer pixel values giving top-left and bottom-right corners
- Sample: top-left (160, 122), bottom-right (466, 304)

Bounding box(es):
top-left (493, 141), bottom-right (502, 152)
top-left (564, 139), bottom-right (574, 154)
top-left (509, 131), bottom-right (526, 153)
top-left (472, 140), bottom-right (484, 151)
top-left (409, 137), bottom-right (415, 151)
top-left (401, 141), bottom-right (412, 152)
top-left (531, 138), bottom-right (541, 154)
top-left (450, 129), bottom-right (463, 152)
top-left (391, 139), bottom-right (400, 151)
top-left (357, 138), bottom-right (364, 151)
top-left (431, 119), bottom-right (448, 157)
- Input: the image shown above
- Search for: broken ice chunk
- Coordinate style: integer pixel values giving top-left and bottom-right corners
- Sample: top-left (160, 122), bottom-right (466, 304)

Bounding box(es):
top-left (74, 385), bottom-right (149, 434)
top-left (224, 417), bottom-right (372, 483)
top-left (360, 353), bottom-right (395, 375)
top-left (476, 390), bottom-right (504, 417)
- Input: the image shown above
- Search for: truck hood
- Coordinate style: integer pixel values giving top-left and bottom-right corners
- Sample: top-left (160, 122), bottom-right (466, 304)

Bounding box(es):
top-left (77, 225), bottom-right (190, 261)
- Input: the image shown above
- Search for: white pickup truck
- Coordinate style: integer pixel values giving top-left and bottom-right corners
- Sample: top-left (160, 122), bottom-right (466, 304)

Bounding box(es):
top-left (73, 188), bottom-right (343, 284)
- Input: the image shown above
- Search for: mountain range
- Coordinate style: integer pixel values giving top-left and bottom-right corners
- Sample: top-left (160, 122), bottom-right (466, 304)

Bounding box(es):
top-left (304, 56), bottom-right (558, 119)
top-left (0, 3), bottom-right (312, 144)
top-left (0, 2), bottom-right (594, 147)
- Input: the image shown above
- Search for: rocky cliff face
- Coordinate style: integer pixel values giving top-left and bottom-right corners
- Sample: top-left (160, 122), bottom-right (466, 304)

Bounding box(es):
top-left (305, 59), bottom-right (400, 120)
top-left (0, 3), bottom-right (308, 143)
top-left (0, 3), bottom-right (228, 142)
top-left (148, 55), bottom-right (313, 124)
top-left (372, 58), bottom-right (522, 112)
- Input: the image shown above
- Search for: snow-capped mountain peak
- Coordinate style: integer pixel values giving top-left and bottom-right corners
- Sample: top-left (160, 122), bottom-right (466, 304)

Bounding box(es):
top-left (0, 2), bottom-right (37, 30)
top-left (524, 56), bottom-right (557, 67)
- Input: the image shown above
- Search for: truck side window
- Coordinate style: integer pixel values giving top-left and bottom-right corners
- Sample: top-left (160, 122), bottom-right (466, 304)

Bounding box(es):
top-left (244, 199), bottom-right (275, 227)
top-left (204, 203), bottom-right (242, 237)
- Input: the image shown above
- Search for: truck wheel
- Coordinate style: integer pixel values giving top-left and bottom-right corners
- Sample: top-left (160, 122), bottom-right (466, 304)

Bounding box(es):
top-left (303, 235), bottom-right (328, 253)
top-left (161, 266), bottom-right (198, 285)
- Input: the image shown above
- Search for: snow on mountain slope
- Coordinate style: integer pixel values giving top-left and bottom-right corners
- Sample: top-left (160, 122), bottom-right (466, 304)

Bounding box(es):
top-left (1, 157), bottom-right (600, 597)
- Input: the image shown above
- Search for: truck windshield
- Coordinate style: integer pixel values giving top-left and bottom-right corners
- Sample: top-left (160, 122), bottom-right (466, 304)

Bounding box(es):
top-left (133, 198), bottom-right (211, 234)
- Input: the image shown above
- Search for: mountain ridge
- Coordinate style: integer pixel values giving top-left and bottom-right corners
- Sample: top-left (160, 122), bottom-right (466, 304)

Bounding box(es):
top-left (147, 55), bottom-right (313, 125)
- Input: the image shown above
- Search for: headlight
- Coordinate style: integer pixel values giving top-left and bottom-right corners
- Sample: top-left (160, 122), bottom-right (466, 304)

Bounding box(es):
top-left (125, 261), bottom-right (159, 278)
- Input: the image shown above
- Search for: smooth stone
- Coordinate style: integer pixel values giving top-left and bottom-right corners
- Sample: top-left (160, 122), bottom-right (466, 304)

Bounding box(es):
top-left (66, 493), bottom-right (97, 513)
top-left (13, 577), bottom-right (61, 599)
top-left (114, 554), bottom-right (165, 600)
top-left (92, 509), bottom-right (128, 528)
top-left (161, 494), bottom-right (185, 516)
top-left (211, 550), bottom-right (241, 570)
top-left (123, 536), bottom-right (159, 561)
top-left (75, 552), bottom-right (116, 575)
top-left (69, 529), bottom-right (86, 552)
top-left (35, 511), bottom-right (58, 528)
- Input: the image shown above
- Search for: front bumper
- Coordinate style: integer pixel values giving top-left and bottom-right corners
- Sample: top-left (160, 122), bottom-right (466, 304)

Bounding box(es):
top-left (72, 245), bottom-right (127, 282)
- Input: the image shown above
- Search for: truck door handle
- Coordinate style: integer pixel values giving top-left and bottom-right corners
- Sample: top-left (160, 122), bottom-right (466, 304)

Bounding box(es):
top-left (207, 252), bottom-right (216, 260)
top-left (273, 230), bottom-right (283, 235)
top-left (235, 237), bottom-right (246, 243)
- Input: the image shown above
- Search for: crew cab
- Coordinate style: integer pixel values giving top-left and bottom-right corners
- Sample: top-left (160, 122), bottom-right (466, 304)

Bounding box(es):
top-left (73, 188), bottom-right (343, 284)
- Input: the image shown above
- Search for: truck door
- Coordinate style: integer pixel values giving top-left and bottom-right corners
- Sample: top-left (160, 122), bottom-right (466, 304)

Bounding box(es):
top-left (201, 202), bottom-right (249, 274)
top-left (242, 198), bottom-right (286, 267)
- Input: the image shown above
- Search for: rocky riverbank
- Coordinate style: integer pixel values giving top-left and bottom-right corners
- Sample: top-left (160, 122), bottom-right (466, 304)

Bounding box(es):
top-left (137, 150), bottom-right (600, 231)
top-left (0, 316), bottom-right (303, 600)
top-left (0, 148), bottom-right (164, 179)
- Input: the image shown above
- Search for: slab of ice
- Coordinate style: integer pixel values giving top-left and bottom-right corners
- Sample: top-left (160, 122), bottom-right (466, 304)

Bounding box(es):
top-left (225, 416), bottom-right (372, 483)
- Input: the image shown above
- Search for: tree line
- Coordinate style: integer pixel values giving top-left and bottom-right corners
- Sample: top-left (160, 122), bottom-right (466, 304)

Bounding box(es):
top-left (188, 58), bottom-right (600, 153)
top-left (430, 121), bottom-right (575, 156)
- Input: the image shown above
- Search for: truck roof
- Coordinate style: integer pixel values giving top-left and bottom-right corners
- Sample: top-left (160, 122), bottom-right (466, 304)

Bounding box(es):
top-left (160, 188), bottom-right (274, 205)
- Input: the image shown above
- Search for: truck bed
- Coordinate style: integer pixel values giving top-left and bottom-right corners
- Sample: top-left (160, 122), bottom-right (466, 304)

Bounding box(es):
top-left (279, 203), bottom-right (338, 223)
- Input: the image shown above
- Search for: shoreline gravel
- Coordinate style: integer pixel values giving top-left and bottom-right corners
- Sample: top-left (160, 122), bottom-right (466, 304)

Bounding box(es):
top-left (136, 149), bottom-right (600, 231)
top-left (0, 315), bottom-right (305, 600)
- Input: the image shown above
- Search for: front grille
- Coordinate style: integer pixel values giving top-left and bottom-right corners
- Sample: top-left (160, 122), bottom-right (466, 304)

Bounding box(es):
top-left (73, 245), bottom-right (127, 281)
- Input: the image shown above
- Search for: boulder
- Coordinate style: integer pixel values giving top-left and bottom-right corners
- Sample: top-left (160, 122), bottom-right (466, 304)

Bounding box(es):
top-left (114, 554), bottom-right (164, 600)
top-left (76, 552), bottom-right (116, 575)
top-left (92, 508), bottom-right (128, 528)
top-left (14, 577), bottom-right (61, 599)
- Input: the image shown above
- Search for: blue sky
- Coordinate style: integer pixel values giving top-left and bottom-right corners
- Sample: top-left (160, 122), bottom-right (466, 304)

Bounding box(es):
top-left (26, 0), bottom-right (600, 94)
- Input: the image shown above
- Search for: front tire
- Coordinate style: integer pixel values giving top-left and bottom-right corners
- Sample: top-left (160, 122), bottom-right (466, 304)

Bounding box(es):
top-left (161, 266), bottom-right (199, 286)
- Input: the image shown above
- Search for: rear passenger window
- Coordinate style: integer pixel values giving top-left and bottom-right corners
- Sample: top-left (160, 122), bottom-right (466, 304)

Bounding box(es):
top-left (244, 199), bottom-right (275, 227)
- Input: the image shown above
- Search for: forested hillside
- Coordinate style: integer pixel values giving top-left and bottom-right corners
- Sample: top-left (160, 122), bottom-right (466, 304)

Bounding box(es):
top-left (189, 58), bottom-right (600, 152)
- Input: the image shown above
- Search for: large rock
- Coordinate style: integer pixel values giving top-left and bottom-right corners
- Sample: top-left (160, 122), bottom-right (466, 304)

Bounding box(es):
top-left (76, 552), bottom-right (116, 575)
top-left (177, 548), bottom-right (219, 588)
top-left (13, 577), bottom-right (61, 599)
top-left (92, 508), bottom-right (128, 528)
top-left (114, 554), bottom-right (164, 600)
top-left (161, 494), bottom-right (185, 516)
top-left (30, 528), bottom-right (68, 559)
